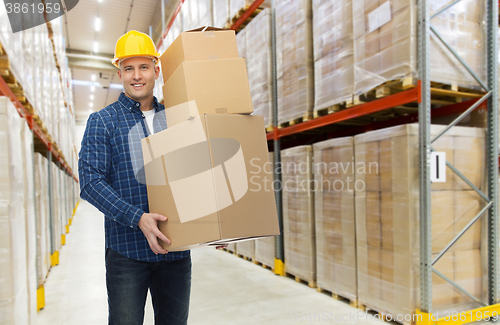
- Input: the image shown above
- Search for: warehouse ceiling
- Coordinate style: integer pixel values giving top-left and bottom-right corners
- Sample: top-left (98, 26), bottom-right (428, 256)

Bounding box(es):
top-left (64, 0), bottom-right (179, 122)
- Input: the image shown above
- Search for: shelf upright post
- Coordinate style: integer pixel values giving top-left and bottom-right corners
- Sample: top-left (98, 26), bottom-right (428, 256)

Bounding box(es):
top-left (270, 0), bottom-right (285, 275)
top-left (486, 0), bottom-right (499, 306)
top-left (418, 0), bottom-right (432, 314)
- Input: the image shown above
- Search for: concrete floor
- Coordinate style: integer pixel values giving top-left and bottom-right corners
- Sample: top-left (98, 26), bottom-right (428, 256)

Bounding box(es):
top-left (33, 200), bottom-right (389, 325)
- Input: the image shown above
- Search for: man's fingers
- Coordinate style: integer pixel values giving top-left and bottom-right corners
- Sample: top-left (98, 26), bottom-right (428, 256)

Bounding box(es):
top-left (152, 213), bottom-right (167, 222)
top-left (148, 234), bottom-right (168, 254)
top-left (154, 229), bottom-right (171, 245)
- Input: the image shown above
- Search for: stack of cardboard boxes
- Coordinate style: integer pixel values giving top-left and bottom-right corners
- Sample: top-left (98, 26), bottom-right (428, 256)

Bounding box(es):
top-left (351, 0), bottom-right (485, 96)
top-left (143, 27), bottom-right (279, 251)
top-left (354, 124), bottom-right (486, 317)
top-left (276, 0), bottom-right (315, 125)
top-left (281, 145), bottom-right (316, 286)
top-left (312, 0), bottom-right (354, 111)
top-left (313, 137), bottom-right (357, 302)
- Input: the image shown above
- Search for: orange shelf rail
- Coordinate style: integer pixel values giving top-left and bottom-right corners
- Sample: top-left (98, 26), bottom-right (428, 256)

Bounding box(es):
top-left (229, 0), bottom-right (266, 31)
top-left (267, 80), bottom-right (486, 143)
top-left (157, 0), bottom-right (185, 51)
top-left (0, 76), bottom-right (78, 182)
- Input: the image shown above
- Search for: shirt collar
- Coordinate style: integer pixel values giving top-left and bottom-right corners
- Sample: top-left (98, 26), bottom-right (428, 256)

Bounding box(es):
top-left (118, 92), bottom-right (162, 114)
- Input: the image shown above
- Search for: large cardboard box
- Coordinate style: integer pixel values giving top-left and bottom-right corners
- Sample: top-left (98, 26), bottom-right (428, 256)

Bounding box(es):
top-left (162, 58), bottom-right (253, 116)
top-left (141, 113), bottom-right (279, 251)
top-left (160, 27), bottom-right (239, 83)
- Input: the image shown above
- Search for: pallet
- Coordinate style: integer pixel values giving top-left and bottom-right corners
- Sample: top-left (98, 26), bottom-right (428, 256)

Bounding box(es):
top-left (285, 271), bottom-right (316, 288)
top-left (358, 303), bottom-right (411, 325)
top-left (253, 259), bottom-right (274, 271)
top-left (278, 112), bottom-right (313, 129)
top-left (316, 287), bottom-right (358, 308)
top-left (224, 5), bottom-right (263, 31)
top-left (265, 125), bottom-right (274, 133)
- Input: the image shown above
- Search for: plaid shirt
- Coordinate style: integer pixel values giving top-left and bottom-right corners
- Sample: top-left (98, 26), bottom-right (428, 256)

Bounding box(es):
top-left (78, 92), bottom-right (190, 262)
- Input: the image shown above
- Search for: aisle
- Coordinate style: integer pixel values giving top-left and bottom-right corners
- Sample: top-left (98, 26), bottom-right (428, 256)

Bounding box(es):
top-left (34, 201), bottom-right (386, 325)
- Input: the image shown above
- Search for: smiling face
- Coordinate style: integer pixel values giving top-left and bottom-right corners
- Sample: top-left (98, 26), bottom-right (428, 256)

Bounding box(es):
top-left (117, 56), bottom-right (160, 104)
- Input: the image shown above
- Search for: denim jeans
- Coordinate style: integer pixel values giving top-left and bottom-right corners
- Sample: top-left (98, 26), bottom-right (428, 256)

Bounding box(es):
top-left (105, 248), bottom-right (192, 325)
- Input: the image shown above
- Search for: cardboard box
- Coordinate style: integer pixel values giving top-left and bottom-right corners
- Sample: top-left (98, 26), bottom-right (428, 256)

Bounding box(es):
top-left (162, 58), bottom-right (253, 117)
top-left (142, 113), bottom-right (279, 251)
top-left (160, 27), bottom-right (239, 83)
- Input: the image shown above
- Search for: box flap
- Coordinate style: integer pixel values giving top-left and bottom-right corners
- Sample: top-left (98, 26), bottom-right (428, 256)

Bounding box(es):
top-left (187, 26), bottom-right (225, 32)
top-left (165, 100), bottom-right (200, 128)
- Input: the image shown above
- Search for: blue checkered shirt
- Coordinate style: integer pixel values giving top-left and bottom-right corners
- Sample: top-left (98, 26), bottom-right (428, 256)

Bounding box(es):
top-left (78, 92), bottom-right (190, 262)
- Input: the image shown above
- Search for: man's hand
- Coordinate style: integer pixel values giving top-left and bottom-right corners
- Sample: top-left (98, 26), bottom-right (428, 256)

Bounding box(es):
top-left (138, 213), bottom-right (170, 255)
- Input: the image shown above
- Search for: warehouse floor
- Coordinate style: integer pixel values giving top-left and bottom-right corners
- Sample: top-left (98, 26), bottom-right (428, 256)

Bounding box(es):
top-left (33, 201), bottom-right (389, 325)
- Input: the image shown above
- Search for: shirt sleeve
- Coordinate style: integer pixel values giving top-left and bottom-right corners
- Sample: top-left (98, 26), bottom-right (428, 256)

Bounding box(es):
top-left (78, 112), bottom-right (145, 229)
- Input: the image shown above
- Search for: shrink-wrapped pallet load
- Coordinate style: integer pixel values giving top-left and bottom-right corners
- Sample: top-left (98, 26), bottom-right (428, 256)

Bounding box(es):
top-left (198, 0), bottom-right (213, 27)
top-left (354, 124), bottom-right (486, 320)
top-left (281, 145), bottom-right (316, 286)
top-left (0, 97), bottom-right (29, 325)
top-left (312, 0), bottom-right (354, 111)
top-left (246, 9), bottom-right (273, 128)
top-left (213, 0), bottom-right (230, 28)
top-left (34, 153), bottom-right (51, 283)
top-left (255, 152), bottom-right (276, 269)
top-left (276, 0), bottom-right (314, 125)
top-left (236, 240), bottom-right (255, 260)
top-left (313, 137), bottom-right (357, 302)
top-left (229, 0), bottom-right (271, 20)
top-left (351, 0), bottom-right (485, 96)
top-left (21, 120), bottom-right (37, 320)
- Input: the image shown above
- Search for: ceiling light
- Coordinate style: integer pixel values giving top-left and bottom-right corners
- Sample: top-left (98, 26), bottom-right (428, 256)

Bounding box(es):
top-left (90, 94), bottom-right (94, 100)
top-left (98, 0), bottom-right (103, 2)
top-left (91, 74), bottom-right (96, 81)
top-left (91, 85), bottom-right (95, 92)
top-left (90, 103), bottom-right (94, 108)
top-left (95, 17), bottom-right (101, 31)
top-left (93, 41), bottom-right (99, 53)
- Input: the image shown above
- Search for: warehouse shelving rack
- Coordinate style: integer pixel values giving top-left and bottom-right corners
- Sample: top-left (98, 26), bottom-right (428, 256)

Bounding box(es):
top-left (157, 0), bottom-right (500, 322)
top-left (0, 26), bottom-right (79, 312)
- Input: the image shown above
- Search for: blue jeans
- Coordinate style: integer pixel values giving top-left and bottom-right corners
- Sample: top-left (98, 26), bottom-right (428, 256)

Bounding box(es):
top-left (105, 248), bottom-right (191, 325)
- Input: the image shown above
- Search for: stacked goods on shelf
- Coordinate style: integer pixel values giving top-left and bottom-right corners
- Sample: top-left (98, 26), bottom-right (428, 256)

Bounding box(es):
top-left (236, 240), bottom-right (255, 260)
top-left (245, 8), bottom-right (273, 128)
top-left (229, 0), bottom-right (270, 19)
top-left (0, 97), bottom-right (29, 324)
top-left (355, 124), bottom-right (486, 318)
top-left (0, 7), bottom-right (76, 167)
top-left (34, 153), bottom-right (51, 284)
top-left (312, 0), bottom-right (354, 111)
top-left (236, 28), bottom-right (247, 58)
top-left (255, 152), bottom-right (276, 269)
top-left (313, 137), bottom-right (357, 302)
top-left (213, 0), bottom-right (230, 28)
top-left (352, 0), bottom-right (485, 96)
top-left (181, 0), bottom-right (191, 31)
top-left (21, 119), bottom-right (37, 318)
top-left (226, 243), bottom-right (237, 253)
top-left (52, 164), bottom-right (62, 251)
top-left (276, 0), bottom-right (314, 125)
top-left (198, 0), bottom-right (213, 27)
top-left (281, 146), bottom-right (316, 286)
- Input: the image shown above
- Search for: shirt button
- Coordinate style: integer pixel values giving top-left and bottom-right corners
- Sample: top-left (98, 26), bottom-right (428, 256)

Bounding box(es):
top-left (130, 226), bottom-right (133, 228)
top-left (136, 103), bottom-right (140, 106)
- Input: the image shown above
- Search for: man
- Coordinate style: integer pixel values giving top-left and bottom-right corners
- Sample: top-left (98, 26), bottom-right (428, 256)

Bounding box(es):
top-left (78, 30), bottom-right (191, 325)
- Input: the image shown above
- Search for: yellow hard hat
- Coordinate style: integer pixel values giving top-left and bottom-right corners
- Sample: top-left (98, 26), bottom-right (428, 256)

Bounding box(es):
top-left (112, 30), bottom-right (161, 68)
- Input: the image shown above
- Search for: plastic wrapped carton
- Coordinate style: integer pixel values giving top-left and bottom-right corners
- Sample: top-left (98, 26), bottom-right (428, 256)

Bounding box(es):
top-left (281, 145), bottom-right (316, 285)
top-left (313, 137), bottom-right (356, 301)
top-left (276, 0), bottom-right (314, 124)
top-left (355, 124), bottom-right (486, 319)
top-left (246, 9), bottom-right (273, 128)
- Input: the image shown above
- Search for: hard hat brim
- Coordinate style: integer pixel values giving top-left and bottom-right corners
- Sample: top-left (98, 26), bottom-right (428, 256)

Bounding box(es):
top-left (112, 54), bottom-right (160, 68)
